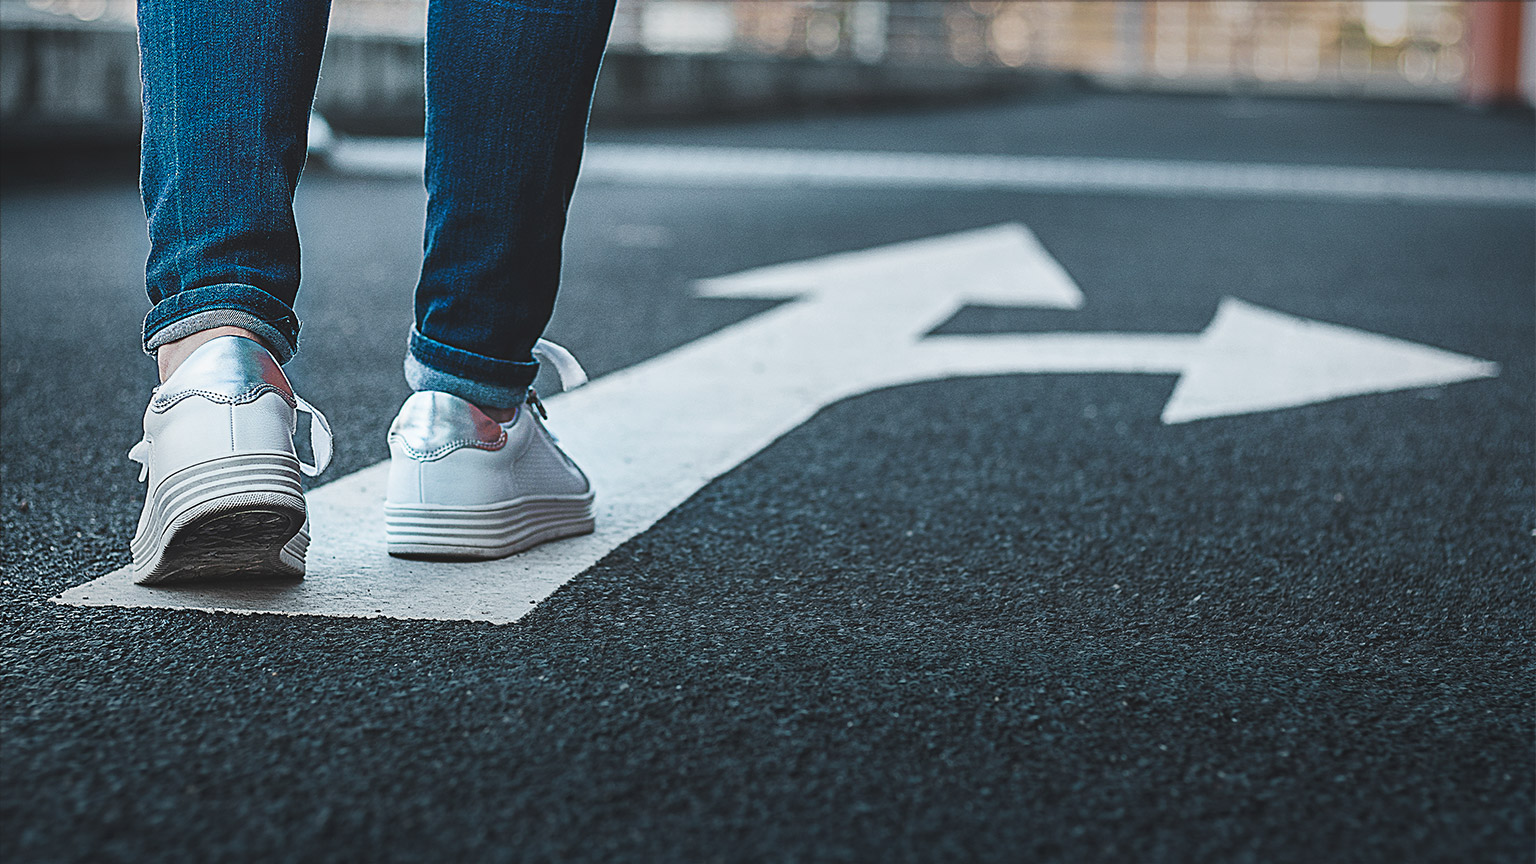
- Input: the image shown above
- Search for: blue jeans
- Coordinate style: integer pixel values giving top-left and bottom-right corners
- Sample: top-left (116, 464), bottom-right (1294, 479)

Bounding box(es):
top-left (138, 0), bottom-right (616, 409)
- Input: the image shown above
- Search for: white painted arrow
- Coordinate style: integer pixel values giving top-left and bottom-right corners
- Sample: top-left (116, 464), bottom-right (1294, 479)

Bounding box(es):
top-left (55, 224), bottom-right (1498, 622)
top-left (891, 298), bottom-right (1501, 424)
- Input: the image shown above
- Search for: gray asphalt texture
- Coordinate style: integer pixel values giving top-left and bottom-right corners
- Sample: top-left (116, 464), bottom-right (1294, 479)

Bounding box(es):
top-left (2, 92), bottom-right (1533, 863)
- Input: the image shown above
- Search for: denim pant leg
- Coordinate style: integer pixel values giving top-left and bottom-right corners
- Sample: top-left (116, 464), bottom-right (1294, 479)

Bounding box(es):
top-left (137, 0), bottom-right (331, 363)
top-left (405, 0), bottom-right (616, 410)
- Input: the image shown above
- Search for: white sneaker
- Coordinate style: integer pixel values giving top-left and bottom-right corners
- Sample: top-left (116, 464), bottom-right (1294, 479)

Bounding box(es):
top-left (128, 335), bottom-right (332, 584)
top-left (384, 343), bottom-right (594, 559)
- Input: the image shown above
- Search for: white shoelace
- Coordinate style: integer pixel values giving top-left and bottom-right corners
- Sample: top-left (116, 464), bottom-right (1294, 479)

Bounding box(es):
top-left (533, 338), bottom-right (589, 391)
top-left (128, 393), bottom-right (334, 481)
top-left (294, 395), bottom-right (333, 476)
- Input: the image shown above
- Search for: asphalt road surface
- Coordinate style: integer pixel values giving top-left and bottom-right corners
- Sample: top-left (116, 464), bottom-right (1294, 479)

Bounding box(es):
top-left (2, 92), bottom-right (1532, 863)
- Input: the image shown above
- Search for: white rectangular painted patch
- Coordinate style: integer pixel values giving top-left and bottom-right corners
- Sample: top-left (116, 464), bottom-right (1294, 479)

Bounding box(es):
top-left (55, 463), bottom-right (613, 623)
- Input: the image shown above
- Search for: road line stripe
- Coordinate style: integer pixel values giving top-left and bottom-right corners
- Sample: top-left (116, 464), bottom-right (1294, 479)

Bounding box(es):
top-left (322, 139), bottom-right (1535, 206)
top-left (580, 145), bottom-right (1535, 206)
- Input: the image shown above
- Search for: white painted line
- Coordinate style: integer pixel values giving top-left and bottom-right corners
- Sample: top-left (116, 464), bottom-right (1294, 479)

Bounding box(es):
top-left (321, 138), bottom-right (1536, 206)
top-left (54, 224), bottom-right (1500, 623)
top-left (321, 137), bottom-right (426, 175)
top-left (581, 145), bottom-right (1536, 207)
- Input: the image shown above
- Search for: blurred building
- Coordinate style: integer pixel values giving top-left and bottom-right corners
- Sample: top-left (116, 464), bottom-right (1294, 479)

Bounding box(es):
top-left (324, 0), bottom-right (1532, 101)
top-left (3, 0), bottom-right (1532, 144)
top-left (612, 1), bottom-right (1486, 99)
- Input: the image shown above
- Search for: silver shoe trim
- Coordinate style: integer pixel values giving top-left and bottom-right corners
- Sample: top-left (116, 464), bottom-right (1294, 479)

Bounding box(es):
top-left (150, 335), bottom-right (294, 411)
top-left (389, 391), bottom-right (507, 462)
top-left (151, 382), bottom-right (294, 412)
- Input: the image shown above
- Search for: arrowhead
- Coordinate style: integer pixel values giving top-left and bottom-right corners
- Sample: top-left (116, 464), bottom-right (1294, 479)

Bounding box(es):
top-left (1162, 298), bottom-right (1499, 424)
top-left (695, 223), bottom-right (1084, 309)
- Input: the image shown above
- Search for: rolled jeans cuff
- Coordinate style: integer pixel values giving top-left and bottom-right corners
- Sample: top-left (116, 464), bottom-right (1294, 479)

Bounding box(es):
top-left (405, 328), bottom-right (536, 411)
top-left (143, 285), bottom-right (300, 363)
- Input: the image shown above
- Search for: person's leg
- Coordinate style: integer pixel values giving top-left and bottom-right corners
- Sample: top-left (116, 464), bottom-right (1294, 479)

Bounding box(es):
top-left (138, 0), bottom-right (331, 374)
top-left (130, 0), bottom-right (333, 583)
top-left (405, 0), bottom-right (617, 414)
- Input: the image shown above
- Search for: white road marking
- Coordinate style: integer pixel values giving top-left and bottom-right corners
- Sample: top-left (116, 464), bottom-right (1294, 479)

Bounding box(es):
top-left (54, 224), bottom-right (1499, 623)
top-left (1159, 299), bottom-right (1498, 423)
top-left (322, 139), bottom-right (1535, 206)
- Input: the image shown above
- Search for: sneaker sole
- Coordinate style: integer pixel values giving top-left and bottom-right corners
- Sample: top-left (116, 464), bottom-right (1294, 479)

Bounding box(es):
top-left (384, 493), bottom-right (595, 560)
top-left (132, 453), bottom-right (307, 585)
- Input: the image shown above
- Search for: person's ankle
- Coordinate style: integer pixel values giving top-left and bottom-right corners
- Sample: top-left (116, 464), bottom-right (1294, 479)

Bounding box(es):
top-left (156, 326), bottom-right (268, 383)
top-left (478, 403), bottom-right (518, 424)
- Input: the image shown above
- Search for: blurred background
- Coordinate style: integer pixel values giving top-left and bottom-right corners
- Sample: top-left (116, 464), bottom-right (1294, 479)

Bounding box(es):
top-left (3, 0), bottom-right (1532, 145)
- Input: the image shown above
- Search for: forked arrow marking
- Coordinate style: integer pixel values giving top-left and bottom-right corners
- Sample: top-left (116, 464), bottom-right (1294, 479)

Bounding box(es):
top-left (54, 223), bottom-right (1499, 622)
